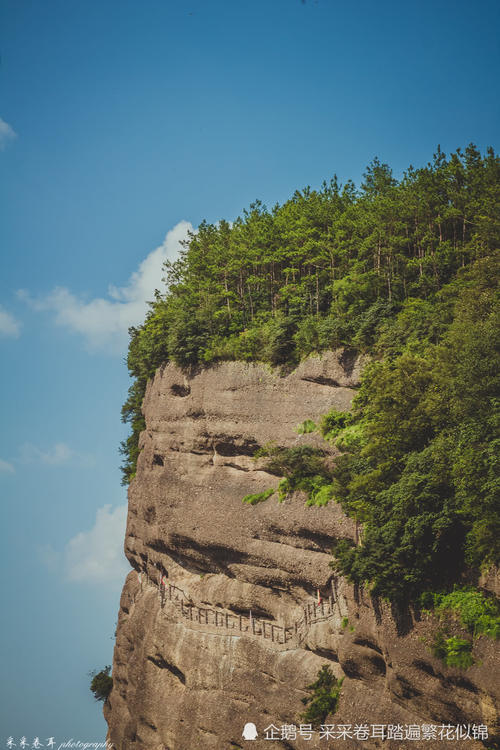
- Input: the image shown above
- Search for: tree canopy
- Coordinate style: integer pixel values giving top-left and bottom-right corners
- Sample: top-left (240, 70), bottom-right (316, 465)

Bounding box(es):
top-left (120, 144), bottom-right (499, 604)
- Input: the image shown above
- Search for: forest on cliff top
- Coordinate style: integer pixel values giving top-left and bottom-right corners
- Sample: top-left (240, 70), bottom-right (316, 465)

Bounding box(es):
top-left (121, 144), bottom-right (499, 606)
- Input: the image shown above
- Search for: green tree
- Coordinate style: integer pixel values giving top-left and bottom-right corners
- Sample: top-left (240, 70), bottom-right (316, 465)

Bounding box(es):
top-left (301, 666), bottom-right (343, 726)
top-left (89, 665), bottom-right (113, 702)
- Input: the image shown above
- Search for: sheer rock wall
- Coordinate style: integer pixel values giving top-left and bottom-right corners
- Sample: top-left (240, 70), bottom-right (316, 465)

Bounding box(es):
top-left (105, 352), bottom-right (499, 750)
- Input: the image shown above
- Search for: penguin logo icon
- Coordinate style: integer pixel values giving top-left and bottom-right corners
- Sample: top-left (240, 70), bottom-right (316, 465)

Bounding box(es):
top-left (242, 722), bottom-right (258, 740)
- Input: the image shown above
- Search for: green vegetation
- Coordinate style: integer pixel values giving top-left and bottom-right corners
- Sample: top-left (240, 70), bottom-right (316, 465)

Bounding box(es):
top-left (296, 419), bottom-right (317, 434)
top-left (122, 145), bottom-right (499, 485)
top-left (240, 441), bottom-right (334, 507)
top-left (431, 632), bottom-right (474, 669)
top-left (89, 665), bottom-right (113, 702)
top-left (301, 665), bottom-right (343, 726)
top-left (121, 145), bottom-right (499, 617)
top-left (422, 588), bottom-right (500, 669)
top-left (319, 409), bottom-right (353, 442)
top-left (423, 587), bottom-right (500, 639)
top-left (329, 257), bottom-right (500, 602)
top-left (253, 443), bottom-right (332, 505)
top-left (241, 488), bottom-right (275, 505)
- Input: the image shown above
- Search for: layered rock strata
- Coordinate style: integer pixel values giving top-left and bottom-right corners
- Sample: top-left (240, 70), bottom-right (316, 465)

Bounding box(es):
top-left (106, 352), bottom-right (499, 750)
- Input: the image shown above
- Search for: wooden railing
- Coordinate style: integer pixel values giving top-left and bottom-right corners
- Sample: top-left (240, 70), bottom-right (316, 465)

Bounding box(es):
top-left (137, 570), bottom-right (339, 647)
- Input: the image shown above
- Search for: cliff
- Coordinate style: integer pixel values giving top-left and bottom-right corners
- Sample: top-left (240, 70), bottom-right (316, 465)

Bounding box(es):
top-left (106, 351), bottom-right (499, 750)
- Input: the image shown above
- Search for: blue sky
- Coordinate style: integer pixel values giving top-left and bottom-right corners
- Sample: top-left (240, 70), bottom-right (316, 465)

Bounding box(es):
top-left (1, 0), bottom-right (499, 742)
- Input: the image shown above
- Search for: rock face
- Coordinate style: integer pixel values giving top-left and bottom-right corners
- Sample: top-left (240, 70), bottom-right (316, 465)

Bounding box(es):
top-left (106, 352), bottom-right (499, 750)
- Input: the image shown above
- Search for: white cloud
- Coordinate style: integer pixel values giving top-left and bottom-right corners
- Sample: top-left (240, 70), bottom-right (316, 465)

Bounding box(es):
top-left (20, 441), bottom-right (75, 465)
top-left (19, 220), bottom-right (194, 353)
top-left (0, 117), bottom-right (16, 150)
top-left (0, 458), bottom-right (15, 474)
top-left (0, 305), bottom-right (21, 338)
top-left (65, 504), bottom-right (128, 585)
top-left (15, 441), bottom-right (94, 468)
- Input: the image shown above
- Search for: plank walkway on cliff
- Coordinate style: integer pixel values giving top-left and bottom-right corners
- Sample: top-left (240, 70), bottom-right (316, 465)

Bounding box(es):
top-left (136, 569), bottom-right (340, 648)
